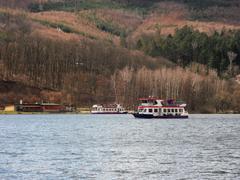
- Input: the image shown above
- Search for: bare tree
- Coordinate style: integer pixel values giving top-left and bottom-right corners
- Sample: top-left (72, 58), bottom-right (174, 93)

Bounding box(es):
top-left (228, 51), bottom-right (237, 76)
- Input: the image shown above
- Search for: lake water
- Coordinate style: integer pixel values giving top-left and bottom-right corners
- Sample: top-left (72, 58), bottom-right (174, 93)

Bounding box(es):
top-left (0, 114), bottom-right (240, 179)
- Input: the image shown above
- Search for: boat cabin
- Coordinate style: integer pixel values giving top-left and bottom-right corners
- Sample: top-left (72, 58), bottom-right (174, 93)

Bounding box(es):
top-left (138, 106), bottom-right (185, 116)
top-left (91, 104), bottom-right (127, 114)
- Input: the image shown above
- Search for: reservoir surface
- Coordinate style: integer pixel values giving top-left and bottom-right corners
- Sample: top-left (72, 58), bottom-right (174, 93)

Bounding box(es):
top-left (0, 114), bottom-right (240, 179)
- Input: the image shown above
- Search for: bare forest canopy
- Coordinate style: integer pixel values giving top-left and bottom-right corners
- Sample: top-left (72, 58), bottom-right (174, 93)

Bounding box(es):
top-left (0, 12), bottom-right (240, 113)
top-left (1, 0), bottom-right (240, 22)
top-left (1, 1), bottom-right (240, 113)
top-left (1, 0), bottom-right (239, 10)
top-left (20, 0), bottom-right (240, 22)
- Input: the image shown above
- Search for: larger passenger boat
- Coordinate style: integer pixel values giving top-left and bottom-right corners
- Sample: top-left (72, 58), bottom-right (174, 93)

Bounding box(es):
top-left (91, 104), bottom-right (127, 114)
top-left (133, 97), bottom-right (188, 119)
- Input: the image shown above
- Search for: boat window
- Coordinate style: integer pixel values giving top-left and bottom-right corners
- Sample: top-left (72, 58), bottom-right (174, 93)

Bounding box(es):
top-left (149, 109), bottom-right (153, 113)
top-left (179, 109), bottom-right (183, 112)
top-left (168, 109), bottom-right (171, 113)
top-left (143, 109), bottom-right (147, 112)
top-left (171, 109), bottom-right (174, 113)
top-left (175, 109), bottom-right (177, 112)
top-left (154, 109), bottom-right (158, 113)
top-left (163, 109), bottom-right (166, 113)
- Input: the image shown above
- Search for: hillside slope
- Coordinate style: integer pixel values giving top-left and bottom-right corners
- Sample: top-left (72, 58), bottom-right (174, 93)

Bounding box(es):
top-left (0, 80), bottom-right (62, 104)
top-left (2, 1), bottom-right (240, 41)
top-left (1, 0), bottom-right (240, 112)
top-left (130, 2), bottom-right (240, 39)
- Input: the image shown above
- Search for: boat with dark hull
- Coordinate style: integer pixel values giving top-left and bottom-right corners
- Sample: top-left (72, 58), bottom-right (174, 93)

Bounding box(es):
top-left (133, 98), bottom-right (188, 119)
top-left (133, 113), bottom-right (188, 119)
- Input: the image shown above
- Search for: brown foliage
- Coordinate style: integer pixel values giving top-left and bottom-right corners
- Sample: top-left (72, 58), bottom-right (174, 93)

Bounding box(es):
top-left (130, 1), bottom-right (240, 42)
top-left (0, 80), bottom-right (62, 104)
top-left (111, 67), bottom-right (229, 112)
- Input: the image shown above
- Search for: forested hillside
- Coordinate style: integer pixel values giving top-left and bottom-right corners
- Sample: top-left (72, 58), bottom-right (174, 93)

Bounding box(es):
top-left (1, 0), bottom-right (240, 112)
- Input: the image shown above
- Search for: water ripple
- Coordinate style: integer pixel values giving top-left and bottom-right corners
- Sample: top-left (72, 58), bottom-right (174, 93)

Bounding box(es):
top-left (0, 114), bottom-right (240, 179)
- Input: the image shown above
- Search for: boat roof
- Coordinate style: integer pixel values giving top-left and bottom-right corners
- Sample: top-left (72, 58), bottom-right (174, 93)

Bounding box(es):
top-left (41, 103), bottom-right (61, 106)
top-left (92, 104), bottom-right (123, 108)
top-left (138, 98), bottom-right (163, 101)
top-left (138, 106), bottom-right (184, 108)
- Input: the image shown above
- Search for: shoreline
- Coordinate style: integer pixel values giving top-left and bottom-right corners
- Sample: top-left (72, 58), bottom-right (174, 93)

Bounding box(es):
top-left (0, 111), bottom-right (91, 115)
top-left (0, 112), bottom-right (240, 115)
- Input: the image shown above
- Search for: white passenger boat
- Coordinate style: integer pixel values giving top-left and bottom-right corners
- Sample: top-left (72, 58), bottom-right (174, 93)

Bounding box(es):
top-left (91, 104), bottom-right (127, 114)
top-left (133, 97), bottom-right (188, 119)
